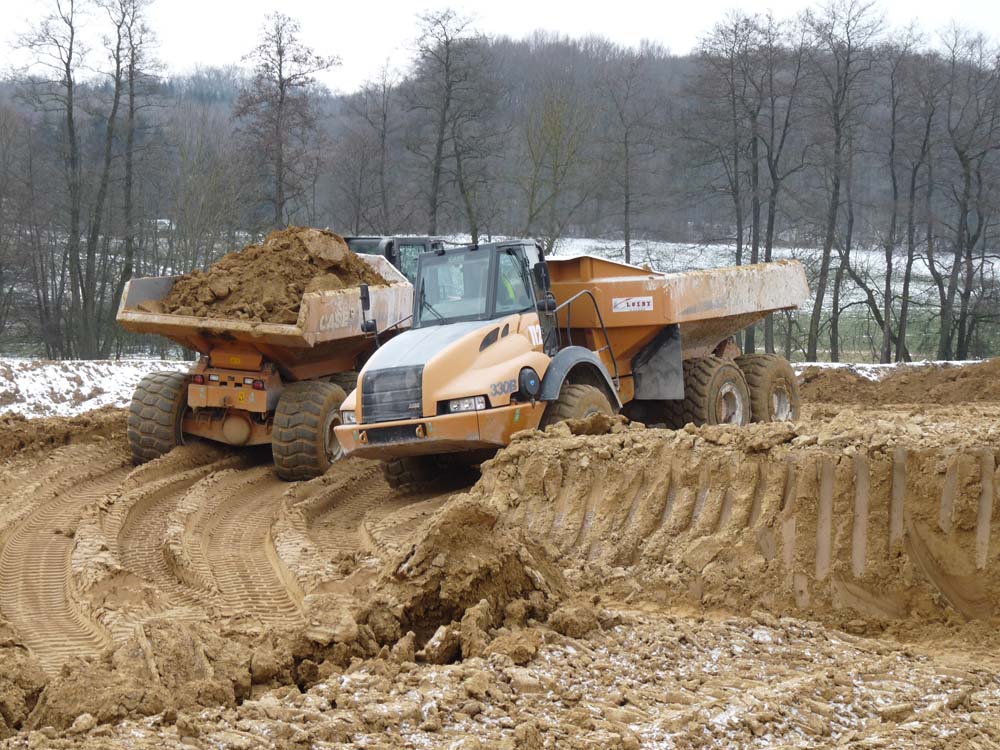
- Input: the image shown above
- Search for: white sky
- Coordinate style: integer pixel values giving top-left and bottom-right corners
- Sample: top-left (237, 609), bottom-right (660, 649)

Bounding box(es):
top-left (2, 0), bottom-right (998, 92)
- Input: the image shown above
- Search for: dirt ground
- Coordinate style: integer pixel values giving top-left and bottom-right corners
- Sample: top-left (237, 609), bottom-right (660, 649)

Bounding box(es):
top-left (154, 227), bottom-right (387, 324)
top-left (1, 361), bottom-right (999, 747)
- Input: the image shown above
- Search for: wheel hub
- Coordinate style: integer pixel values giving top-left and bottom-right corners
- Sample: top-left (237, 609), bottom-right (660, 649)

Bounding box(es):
top-left (323, 411), bottom-right (344, 463)
top-left (772, 384), bottom-right (793, 421)
top-left (716, 382), bottom-right (745, 425)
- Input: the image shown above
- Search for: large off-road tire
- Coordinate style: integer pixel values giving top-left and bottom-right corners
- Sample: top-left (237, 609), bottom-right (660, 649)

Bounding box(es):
top-left (381, 456), bottom-right (443, 490)
top-left (540, 383), bottom-right (616, 428)
top-left (272, 382), bottom-right (347, 481)
top-left (736, 353), bottom-right (800, 422)
top-left (127, 371), bottom-right (189, 465)
top-left (665, 356), bottom-right (751, 428)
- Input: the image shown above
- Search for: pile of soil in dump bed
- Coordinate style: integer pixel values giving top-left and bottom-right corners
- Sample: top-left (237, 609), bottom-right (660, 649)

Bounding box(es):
top-left (800, 357), bottom-right (1000, 405)
top-left (154, 227), bottom-right (388, 324)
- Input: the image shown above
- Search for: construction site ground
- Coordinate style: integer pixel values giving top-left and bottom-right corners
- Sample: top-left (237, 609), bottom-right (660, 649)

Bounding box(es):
top-left (1, 360), bottom-right (1000, 748)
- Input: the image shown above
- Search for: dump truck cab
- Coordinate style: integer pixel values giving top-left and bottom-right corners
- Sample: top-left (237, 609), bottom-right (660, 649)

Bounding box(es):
top-left (336, 241), bottom-right (557, 464)
top-left (345, 236), bottom-right (445, 283)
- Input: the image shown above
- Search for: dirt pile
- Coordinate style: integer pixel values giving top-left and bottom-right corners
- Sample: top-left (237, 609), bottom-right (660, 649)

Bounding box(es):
top-left (801, 358), bottom-right (1000, 404)
top-left (0, 407), bottom-right (125, 462)
top-left (26, 619), bottom-right (253, 731)
top-left (156, 227), bottom-right (388, 324)
top-left (473, 409), bottom-right (1000, 625)
top-left (0, 618), bottom-right (46, 739)
top-left (353, 498), bottom-right (566, 656)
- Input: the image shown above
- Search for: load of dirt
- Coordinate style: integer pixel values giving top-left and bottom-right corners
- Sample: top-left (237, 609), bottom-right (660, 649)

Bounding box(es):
top-left (155, 227), bottom-right (388, 324)
top-left (801, 358), bottom-right (1000, 405)
top-left (0, 407), bottom-right (125, 462)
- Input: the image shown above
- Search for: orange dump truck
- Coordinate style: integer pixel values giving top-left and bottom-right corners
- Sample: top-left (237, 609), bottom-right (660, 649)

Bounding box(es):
top-left (334, 240), bottom-right (810, 487)
top-left (117, 254), bottom-right (411, 480)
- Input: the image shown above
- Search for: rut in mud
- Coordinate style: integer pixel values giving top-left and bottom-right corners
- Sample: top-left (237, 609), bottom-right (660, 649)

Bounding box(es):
top-left (0, 436), bottom-right (459, 682)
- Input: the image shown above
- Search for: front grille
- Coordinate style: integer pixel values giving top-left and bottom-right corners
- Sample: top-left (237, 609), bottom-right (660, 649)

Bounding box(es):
top-left (361, 365), bottom-right (423, 424)
top-left (366, 424), bottom-right (422, 445)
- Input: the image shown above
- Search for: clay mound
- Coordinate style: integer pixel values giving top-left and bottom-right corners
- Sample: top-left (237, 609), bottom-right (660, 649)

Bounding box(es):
top-left (801, 358), bottom-right (1000, 405)
top-left (354, 498), bottom-right (566, 649)
top-left (473, 412), bottom-right (1000, 625)
top-left (158, 227), bottom-right (388, 324)
top-left (0, 407), bottom-right (126, 462)
top-left (27, 618), bottom-right (253, 731)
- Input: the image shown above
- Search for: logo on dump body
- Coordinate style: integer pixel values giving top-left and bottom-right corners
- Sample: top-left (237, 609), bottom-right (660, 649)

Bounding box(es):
top-left (612, 296), bottom-right (653, 312)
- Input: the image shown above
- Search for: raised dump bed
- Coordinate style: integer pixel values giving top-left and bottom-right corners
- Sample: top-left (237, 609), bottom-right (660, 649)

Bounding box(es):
top-left (117, 255), bottom-right (412, 378)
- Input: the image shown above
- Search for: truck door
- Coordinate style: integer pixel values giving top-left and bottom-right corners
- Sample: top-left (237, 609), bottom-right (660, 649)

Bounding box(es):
top-left (523, 244), bottom-right (558, 355)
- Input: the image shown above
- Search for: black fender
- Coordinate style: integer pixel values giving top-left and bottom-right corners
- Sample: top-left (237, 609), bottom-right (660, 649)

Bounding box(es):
top-left (539, 346), bottom-right (622, 408)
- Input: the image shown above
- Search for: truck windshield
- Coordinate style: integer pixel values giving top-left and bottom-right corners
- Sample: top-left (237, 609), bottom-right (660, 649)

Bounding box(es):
top-left (415, 249), bottom-right (491, 327)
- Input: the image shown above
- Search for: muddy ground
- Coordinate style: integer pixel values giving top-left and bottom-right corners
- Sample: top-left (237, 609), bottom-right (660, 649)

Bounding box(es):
top-left (1, 362), bottom-right (999, 748)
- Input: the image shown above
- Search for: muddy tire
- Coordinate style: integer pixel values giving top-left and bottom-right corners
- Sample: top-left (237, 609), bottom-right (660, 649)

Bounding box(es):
top-left (127, 371), bottom-right (189, 465)
top-left (272, 382), bottom-right (347, 481)
top-left (736, 353), bottom-right (800, 422)
top-left (381, 456), bottom-right (443, 490)
top-left (665, 356), bottom-right (751, 428)
top-left (541, 383), bottom-right (615, 428)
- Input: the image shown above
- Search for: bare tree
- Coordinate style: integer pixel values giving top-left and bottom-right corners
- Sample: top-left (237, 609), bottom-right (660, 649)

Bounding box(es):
top-left (802, 0), bottom-right (883, 361)
top-left (235, 13), bottom-right (337, 229)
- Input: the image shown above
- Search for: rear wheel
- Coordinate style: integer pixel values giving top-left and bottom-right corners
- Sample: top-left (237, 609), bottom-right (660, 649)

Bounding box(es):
top-left (381, 456), bottom-right (441, 490)
top-left (665, 356), bottom-right (750, 428)
top-left (540, 383), bottom-right (615, 428)
top-left (127, 371), bottom-right (189, 465)
top-left (736, 353), bottom-right (800, 422)
top-left (272, 382), bottom-right (346, 481)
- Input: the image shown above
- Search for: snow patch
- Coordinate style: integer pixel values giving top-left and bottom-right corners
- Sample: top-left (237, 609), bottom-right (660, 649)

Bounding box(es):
top-left (0, 359), bottom-right (189, 419)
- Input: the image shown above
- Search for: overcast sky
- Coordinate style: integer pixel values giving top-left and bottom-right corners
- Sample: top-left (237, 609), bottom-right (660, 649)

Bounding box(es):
top-left (2, 0), bottom-right (998, 92)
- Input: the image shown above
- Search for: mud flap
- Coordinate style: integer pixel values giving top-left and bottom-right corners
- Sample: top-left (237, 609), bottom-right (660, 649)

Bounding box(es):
top-left (631, 324), bottom-right (683, 400)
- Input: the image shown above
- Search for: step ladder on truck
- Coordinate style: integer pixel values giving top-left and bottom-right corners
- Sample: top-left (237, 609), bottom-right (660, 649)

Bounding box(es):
top-left (333, 240), bottom-right (811, 487)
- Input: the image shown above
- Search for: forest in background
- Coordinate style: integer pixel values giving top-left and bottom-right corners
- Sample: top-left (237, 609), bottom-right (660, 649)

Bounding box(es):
top-left (0, 0), bottom-right (997, 362)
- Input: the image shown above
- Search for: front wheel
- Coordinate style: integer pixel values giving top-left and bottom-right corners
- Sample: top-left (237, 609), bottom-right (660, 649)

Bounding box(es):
top-left (540, 383), bottom-right (616, 428)
top-left (272, 382), bottom-right (346, 481)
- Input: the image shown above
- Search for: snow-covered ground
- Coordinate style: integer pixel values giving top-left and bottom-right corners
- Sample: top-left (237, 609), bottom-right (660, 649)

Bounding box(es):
top-left (0, 359), bottom-right (189, 419)
top-left (0, 357), bottom-right (979, 420)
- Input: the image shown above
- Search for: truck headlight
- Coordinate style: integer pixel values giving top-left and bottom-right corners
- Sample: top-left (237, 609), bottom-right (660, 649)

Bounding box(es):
top-left (448, 396), bottom-right (486, 413)
top-left (341, 410), bottom-right (357, 424)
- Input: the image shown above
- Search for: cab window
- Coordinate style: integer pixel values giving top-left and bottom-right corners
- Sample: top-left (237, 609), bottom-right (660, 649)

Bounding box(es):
top-left (396, 243), bottom-right (424, 282)
top-left (495, 249), bottom-right (533, 314)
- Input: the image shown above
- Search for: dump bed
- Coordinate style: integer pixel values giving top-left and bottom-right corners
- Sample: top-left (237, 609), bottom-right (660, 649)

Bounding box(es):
top-left (117, 255), bottom-right (412, 377)
top-left (548, 255), bottom-right (809, 362)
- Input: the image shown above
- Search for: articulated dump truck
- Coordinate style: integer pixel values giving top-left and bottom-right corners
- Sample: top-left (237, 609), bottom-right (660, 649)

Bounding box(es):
top-left (117, 253), bottom-right (412, 480)
top-left (335, 241), bottom-right (810, 488)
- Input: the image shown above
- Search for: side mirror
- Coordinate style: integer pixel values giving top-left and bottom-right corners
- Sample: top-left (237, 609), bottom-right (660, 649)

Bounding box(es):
top-left (359, 283), bottom-right (371, 313)
top-left (532, 262), bottom-right (551, 292)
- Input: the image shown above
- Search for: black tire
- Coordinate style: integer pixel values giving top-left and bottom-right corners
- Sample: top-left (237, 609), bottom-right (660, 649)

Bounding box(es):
top-left (664, 356), bottom-right (751, 428)
top-left (127, 371), bottom-right (189, 465)
top-left (541, 383), bottom-right (616, 428)
top-left (381, 456), bottom-right (442, 490)
top-left (736, 353), bottom-right (800, 422)
top-left (272, 382), bottom-right (346, 481)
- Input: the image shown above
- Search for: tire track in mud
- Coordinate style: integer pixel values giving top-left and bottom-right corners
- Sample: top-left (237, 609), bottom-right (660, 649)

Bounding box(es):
top-left (203, 473), bottom-right (303, 624)
top-left (478, 430), bottom-right (1000, 621)
top-left (0, 444), bottom-right (132, 673)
